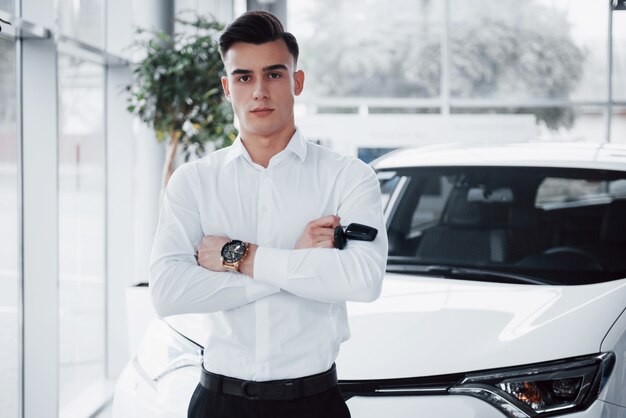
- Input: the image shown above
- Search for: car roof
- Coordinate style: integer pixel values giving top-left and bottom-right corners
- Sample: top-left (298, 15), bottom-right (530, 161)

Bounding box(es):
top-left (372, 141), bottom-right (626, 172)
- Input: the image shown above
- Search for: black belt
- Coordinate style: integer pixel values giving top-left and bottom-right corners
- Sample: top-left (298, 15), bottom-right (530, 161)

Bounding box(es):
top-left (200, 364), bottom-right (338, 401)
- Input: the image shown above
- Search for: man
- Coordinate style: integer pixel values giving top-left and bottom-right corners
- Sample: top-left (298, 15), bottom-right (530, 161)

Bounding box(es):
top-left (149, 10), bottom-right (388, 418)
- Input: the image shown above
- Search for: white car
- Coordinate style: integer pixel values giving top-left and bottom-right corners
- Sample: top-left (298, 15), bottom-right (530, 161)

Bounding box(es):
top-left (113, 141), bottom-right (626, 418)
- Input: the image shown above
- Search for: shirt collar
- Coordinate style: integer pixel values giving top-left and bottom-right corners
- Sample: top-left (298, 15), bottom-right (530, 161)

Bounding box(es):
top-left (224, 128), bottom-right (308, 166)
top-left (224, 136), bottom-right (247, 165)
top-left (284, 128), bottom-right (307, 163)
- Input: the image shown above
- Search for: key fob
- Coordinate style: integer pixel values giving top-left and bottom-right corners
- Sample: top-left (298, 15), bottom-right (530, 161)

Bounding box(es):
top-left (334, 223), bottom-right (378, 250)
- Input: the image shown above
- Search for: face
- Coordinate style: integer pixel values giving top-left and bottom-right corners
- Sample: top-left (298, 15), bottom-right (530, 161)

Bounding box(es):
top-left (221, 40), bottom-right (304, 141)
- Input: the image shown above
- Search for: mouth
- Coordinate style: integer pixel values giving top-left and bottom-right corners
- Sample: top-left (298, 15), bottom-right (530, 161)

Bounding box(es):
top-left (250, 107), bottom-right (274, 116)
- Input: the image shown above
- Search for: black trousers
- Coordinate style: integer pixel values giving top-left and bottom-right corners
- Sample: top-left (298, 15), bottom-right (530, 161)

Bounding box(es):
top-left (187, 383), bottom-right (351, 418)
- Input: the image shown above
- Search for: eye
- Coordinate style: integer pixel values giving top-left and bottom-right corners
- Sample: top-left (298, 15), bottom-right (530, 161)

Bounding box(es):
top-left (237, 75), bottom-right (251, 82)
top-left (267, 72), bottom-right (282, 80)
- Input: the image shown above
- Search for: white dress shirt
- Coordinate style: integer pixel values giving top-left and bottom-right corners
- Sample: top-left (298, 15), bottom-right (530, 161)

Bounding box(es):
top-left (149, 129), bottom-right (388, 381)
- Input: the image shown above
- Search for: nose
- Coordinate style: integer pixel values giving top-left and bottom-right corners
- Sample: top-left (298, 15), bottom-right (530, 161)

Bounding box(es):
top-left (253, 79), bottom-right (269, 100)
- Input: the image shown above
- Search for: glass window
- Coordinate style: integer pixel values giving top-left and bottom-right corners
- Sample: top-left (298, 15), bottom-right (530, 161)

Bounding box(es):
top-left (176, 0), bottom-right (197, 14)
top-left (0, 38), bottom-right (19, 418)
top-left (176, 0), bottom-right (233, 26)
top-left (450, 105), bottom-right (606, 142)
top-left (611, 107), bottom-right (626, 144)
top-left (450, 0), bottom-right (607, 101)
top-left (613, 9), bottom-right (626, 101)
top-left (58, 0), bottom-right (104, 47)
top-left (57, 54), bottom-right (106, 413)
top-left (0, 0), bottom-right (13, 13)
top-left (288, 0), bottom-right (443, 98)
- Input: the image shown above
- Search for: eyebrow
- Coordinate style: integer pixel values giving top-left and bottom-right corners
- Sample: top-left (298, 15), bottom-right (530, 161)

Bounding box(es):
top-left (263, 64), bottom-right (288, 72)
top-left (230, 64), bottom-right (289, 76)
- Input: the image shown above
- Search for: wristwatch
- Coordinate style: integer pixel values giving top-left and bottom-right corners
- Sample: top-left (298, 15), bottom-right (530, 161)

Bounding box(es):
top-left (221, 239), bottom-right (249, 272)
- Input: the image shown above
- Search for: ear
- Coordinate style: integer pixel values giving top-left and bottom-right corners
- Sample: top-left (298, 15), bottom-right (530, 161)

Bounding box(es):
top-left (293, 70), bottom-right (305, 96)
top-left (221, 76), bottom-right (231, 102)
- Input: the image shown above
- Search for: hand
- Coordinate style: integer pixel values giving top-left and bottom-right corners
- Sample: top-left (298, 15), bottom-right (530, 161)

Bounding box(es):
top-left (294, 215), bottom-right (341, 249)
top-left (197, 235), bottom-right (230, 272)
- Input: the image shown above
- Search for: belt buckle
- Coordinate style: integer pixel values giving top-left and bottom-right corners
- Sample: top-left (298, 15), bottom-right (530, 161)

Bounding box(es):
top-left (283, 379), bottom-right (296, 401)
top-left (241, 381), bottom-right (260, 400)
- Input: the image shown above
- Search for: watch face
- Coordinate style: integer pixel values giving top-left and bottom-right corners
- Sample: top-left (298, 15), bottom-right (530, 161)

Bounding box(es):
top-left (221, 240), bottom-right (246, 263)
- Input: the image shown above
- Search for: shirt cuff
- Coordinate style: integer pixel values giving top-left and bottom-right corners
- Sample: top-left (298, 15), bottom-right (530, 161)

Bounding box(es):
top-left (253, 246), bottom-right (290, 288)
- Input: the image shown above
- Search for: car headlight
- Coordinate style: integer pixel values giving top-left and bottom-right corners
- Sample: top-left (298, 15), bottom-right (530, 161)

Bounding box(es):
top-left (134, 319), bottom-right (203, 384)
top-left (449, 353), bottom-right (615, 418)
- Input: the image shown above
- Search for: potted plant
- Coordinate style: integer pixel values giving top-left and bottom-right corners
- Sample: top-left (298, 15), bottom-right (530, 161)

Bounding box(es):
top-left (126, 15), bottom-right (236, 189)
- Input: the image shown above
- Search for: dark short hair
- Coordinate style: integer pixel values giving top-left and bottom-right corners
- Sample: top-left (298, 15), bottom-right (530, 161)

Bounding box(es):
top-left (219, 11), bottom-right (299, 65)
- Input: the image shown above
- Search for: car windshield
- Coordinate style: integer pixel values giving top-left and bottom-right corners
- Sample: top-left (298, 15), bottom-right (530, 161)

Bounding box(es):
top-left (380, 166), bottom-right (626, 285)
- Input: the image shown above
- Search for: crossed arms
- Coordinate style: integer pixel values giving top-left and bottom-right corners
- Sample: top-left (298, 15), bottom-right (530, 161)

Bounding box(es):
top-left (197, 214), bottom-right (341, 276)
top-left (149, 163), bottom-right (388, 317)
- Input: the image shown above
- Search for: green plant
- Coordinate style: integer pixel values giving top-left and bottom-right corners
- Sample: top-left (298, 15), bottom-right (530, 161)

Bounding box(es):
top-left (126, 15), bottom-right (236, 187)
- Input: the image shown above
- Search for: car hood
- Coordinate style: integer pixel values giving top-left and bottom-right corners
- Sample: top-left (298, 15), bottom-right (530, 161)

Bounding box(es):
top-left (337, 273), bottom-right (626, 380)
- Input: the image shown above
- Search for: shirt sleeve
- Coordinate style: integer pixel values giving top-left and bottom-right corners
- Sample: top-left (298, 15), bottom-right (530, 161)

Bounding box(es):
top-left (149, 163), bottom-right (280, 317)
top-left (253, 161), bottom-right (388, 303)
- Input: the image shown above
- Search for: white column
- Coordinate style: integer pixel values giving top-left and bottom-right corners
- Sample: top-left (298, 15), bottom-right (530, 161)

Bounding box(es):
top-left (129, 0), bottom-right (173, 286)
top-left (105, 65), bottom-right (134, 377)
top-left (104, 0), bottom-right (136, 378)
top-left (606, 1), bottom-right (613, 142)
top-left (21, 4), bottom-right (58, 418)
top-left (122, 1), bottom-right (173, 359)
top-left (441, 0), bottom-right (451, 116)
top-left (132, 0), bottom-right (174, 35)
top-left (22, 37), bottom-right (59, 418)
top-left (131, 119), bottom-right (164, 284)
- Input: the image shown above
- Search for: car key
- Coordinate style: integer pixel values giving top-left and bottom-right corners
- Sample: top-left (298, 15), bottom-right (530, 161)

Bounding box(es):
top-left (334, 223), bottom-right (378, 250)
